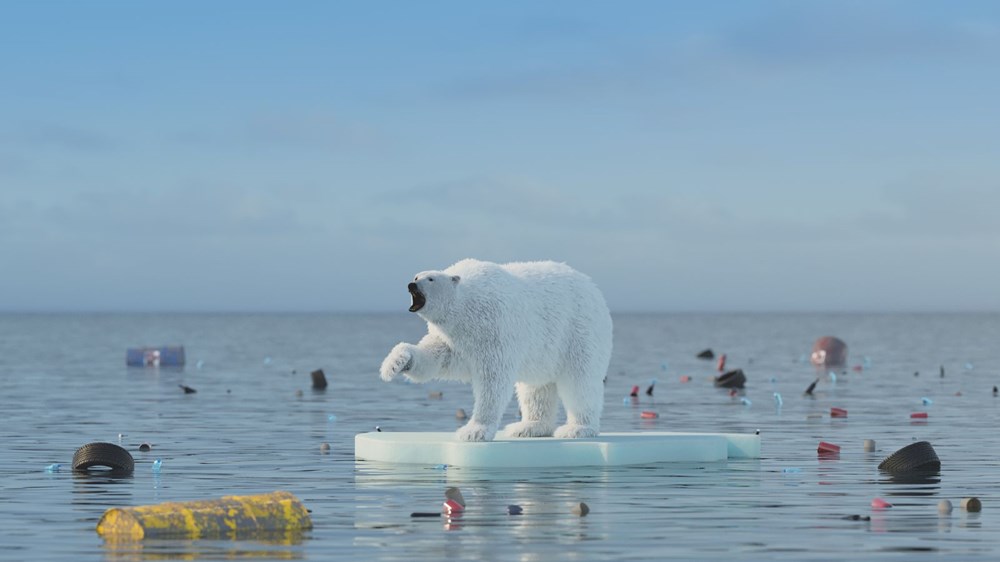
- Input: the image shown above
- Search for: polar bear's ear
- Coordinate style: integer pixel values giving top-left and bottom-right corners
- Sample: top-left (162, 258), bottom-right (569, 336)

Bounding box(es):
top-left (451, 275), bottom-right (460, 284)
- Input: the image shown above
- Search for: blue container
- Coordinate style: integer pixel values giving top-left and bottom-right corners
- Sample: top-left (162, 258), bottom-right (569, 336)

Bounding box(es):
top-left (126, 346), bottom-right (185, 367)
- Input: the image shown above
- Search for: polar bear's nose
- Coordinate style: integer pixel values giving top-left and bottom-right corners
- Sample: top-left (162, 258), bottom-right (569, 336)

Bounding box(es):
top-left (408, 282), bottom-right (418, 291)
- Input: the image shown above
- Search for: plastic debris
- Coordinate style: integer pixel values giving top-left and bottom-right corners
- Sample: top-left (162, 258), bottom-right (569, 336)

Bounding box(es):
top-left (96, 491), bottom-right (311, 539)
top-left (773, 393), bottom-right (783, 407)
top-left (118, 433), bottom-right (125, 444)
top-left (804, 379), bottom-right (817, 396)
top-left (375, 426), bottom-right (382, 432)
top-left (818, 441), bottom-right (841, 454)
top-left (940, 365), bottom-right (945, 378)
top-left (139, 443), bottom-right (152, 452)
top-left (45, 463), bottom-right (62, 473)
top-left (179, 385), bottom-right (196, 394)
top-left (151, 459), bottom-right (162, 472)
top-left (714, 369), bottom-right (746, 389)
top-left (863, 439), bottom-right (876, 452)
top-left (994, 386), bottom-right (999, 396)
top-left (622, 397), bottom-right (631, 404)
top-left (828, 371), bottom-right (837, 383)
top-left (679, 375), bottom-right (691, 383)
top-left (781, 467), bottom-right (801, 473)
top-left (807, 413), bottom-right (823, 420)
top-left (327, 414), bottom-right (337, 423)
top-left (311, 369), bottom-right (328, 390)
top-left (696, 349), bottom-right (714, 360)
top-left (445, 487), bottom-right (465, 507)
top-left (852, 365), bottom-right (863, 372)
top-left (456, 408), bottom-right (467, 420)
top-left (740, 397), bottom-right (752, 406)
top-left (433, 464), bottom-right (447, 470)
top-left (571, 502), bottom-right (590, 516)
top-left (428, 391), bottom-right (443, 399)
top-left (507, 505), bottom-right (523, 515)
top-left (716, 354), bottom-right (727, 372)
top-left (922, 397), bottom-right (933, 405)
top-left (910, 412), bottom-right (928, 419)
top-left (961, 497), bottom-right (982, 512)
top-left (878, 441), bottom-right (940, 473)
top-left (411, 512), bottom-right (441, 518)
top-left (629, 385), bottom-right (639, 397)
top-left (830, 407), bottom-right (848, 418)
top-left (646, 379), bottom-right (655, 396)
top-left (320, 443), bottom-right (330, 453)
top-left (443, 499), bottom-right (464, 514)
top-left (938, 499), bottom-right (953, 514)
top-left (871, 498), bottom-right (893, 509)
top-left (640, 411), bottom-right (659, 419)
top-left (126, 346), bottom-right (185, 367)
top-left (843, 514), bottom-right (871, 521)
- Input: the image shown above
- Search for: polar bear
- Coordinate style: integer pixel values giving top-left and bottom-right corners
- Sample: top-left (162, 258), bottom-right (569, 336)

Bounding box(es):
top-left (379, 259), bottom-right (613, 442)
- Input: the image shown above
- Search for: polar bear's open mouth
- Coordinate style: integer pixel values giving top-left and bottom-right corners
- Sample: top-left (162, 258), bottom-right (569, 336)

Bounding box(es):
top-left (408, 283), bottom-right (426, 312)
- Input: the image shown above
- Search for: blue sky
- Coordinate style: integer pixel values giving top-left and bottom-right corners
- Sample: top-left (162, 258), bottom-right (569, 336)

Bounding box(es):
top-left (1, 1), bottom-right (998, 312)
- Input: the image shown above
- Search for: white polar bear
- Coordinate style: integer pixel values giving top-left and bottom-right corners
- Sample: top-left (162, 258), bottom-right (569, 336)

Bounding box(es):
top-left (379, 259), bottom-right (613, 442)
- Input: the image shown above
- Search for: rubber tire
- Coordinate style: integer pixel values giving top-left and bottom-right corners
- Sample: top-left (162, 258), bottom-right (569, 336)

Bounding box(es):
top-left (878, 441), bottom-right (940, 473)
top-left (72, 442), bottom-right (135, 475)
top-left (714, 369), bottom-right (746, 389)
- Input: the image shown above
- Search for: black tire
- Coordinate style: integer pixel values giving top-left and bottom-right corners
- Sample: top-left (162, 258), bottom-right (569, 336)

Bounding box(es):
top-left (72, 442), bottom-right (135, 475)
top-left (878, 441), bottom-right (940, 473)
top-left (714, 369), bottom-right (746, 389)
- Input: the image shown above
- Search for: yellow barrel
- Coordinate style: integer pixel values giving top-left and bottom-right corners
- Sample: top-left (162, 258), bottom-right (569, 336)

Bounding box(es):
top-left (96, 491), bottom-right (312, 540)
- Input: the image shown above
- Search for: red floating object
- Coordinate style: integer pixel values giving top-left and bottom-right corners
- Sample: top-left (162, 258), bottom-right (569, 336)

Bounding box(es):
top-left (871, 497), bottom-right (893, 509)
top-left (443, 499), bottom-right (465, 514)
top-left (716, 354), bottom-right (727, 372)
top-left (910, 412), bottom-right (928, 419)
top-left (629, 385), bottom-right (639, 397)
top-left (852, 365), bottom-right (863, 372)
top-left (830, 407), bottom-right (848, 418)
top-left (817, 441), bottom-right (841, 454)
top-left (679, 375), bottom-right (691, 383)
top-left (640, 411), bottom-right (658, 419)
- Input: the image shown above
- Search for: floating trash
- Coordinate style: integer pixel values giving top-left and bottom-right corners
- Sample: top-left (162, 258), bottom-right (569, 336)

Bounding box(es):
top-left (961, 497), bottom-right (982, 512)
top-left (871, 498), bottom-right (893, 509)
top-left (311, 369), bottom-right (328, 390)
top-left (507, 505), bottom-right (523, 515)
top-left (939, 499), bottom-right (953, 514)
top-left (118, 433), bottom-right (125, 444)
top-left (445, 487), bottom-right (465, 507)
top-left (679, 375), bottom-right (691, 383)
top-left (327, 414), bottom-right (338, 423)
top-left (640, 411), bottom-right (659, 419)
top-left (151, 459), bottom-right (162, 472)
top-left (781, 467), bottom-right (801, 474)
top-left (740, 397), bottom-right (752, 406)
top-left (126, 346), bottom-right (186, 367)
top-left (940, 365), bottom-right (945, 378)
top-left (433, 464), bottom-right (447, 470)
top-left (773, 392), bottom-right (783, 407)
top-left (138, 443), bottom-right (152, 452)
top-left (320, 443), bottom-right (330, 453)
top-left (830, 407), bottom-right (848, 418)
top-left (697, 349), bottom-right (714, 360)
top-left (456, 408), bottom-right (467, 420)
top-left (660, 362), bottom-right (668, 371)
top-left (646, 379), bottom-right (656, 396)
top-left (804, 379), bottom-right (817, 396)
top-left (179, 384), bottom-right (197, 394)
top-left (411, 512), bottom-right (441, 518)
top-left (443, 499), bottom-right (464, 514)
top-left (818, 441), bottom-right (841, 454)
top-left (910, 412), bottom-right (928, 419)
top-left (828, 371), bottom-right (837, 383)
top-left (72, 442), bottom-right (134, 475)
top-left (852, 365), bottom-right (863, 372)
top-left (45, 463), bottom-right (62, 473)
top-left (863, 356), bottom-right (872, 368)
top-left (994, 386), bottom-right (998, 396)
top-left (878, 441), bottom-right (940, 473)
top-left (965, 362), bottom-right (974, 370)
top-left (629, 385), bottom-right (639, 397)
top-left (571, 502), bottom-right (590, 516)
top-left (806, 413), bottom-right (823, 420)
top-left (714, 369), bottom-right (746, 389)
top-left (922, 397), bottom-right (933, 405)
top-left (797, 354), bottom-right (808, 364)
top-left (623, 397), bottom-right (631, 404)
top-left (428, 391), bottom-right (443, 399)
top-left (843, 514), bottom-right (871, 521)
top-left (863, 439), bottom-right (876, 452)
top-left (295, 389), bottom-right (303, 398)
top-left (716, 354), bottom-right (727, 372)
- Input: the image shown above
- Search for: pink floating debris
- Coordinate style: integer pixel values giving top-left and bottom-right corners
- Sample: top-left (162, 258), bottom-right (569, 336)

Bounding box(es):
top-left (443, 499), bottom-right (465, 514)
top-left (717, 354), bottom-right (727, 372)
top-left (871, 498), bottom-right (893, 509)
top-left (852, 365), bottom-right (863, 372)
top-left (818, 441), bottom-right (841, 454)
top-left (679, 375), bottom-right (691, 383)
top-left (629, 385), bottom-right (639, 397)
top-left (640, 411), bottom-right (658, 419)
top-left (910, 412), bottom-right (928, 419)
top-left (830, 407), bottom-right (848, 418)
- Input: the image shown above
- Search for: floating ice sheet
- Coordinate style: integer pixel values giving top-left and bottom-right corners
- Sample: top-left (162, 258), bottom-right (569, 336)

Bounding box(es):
top-left (355, 431), bottom-right (760, 468)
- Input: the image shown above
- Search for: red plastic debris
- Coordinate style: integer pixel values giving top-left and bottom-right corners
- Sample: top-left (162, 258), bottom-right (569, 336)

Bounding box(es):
top-left (910, 412), bottom-right (928, 419)
top-left (830, 407), bottom-right (848, 418)
top-left (679, 375), bottom-right (691, 383)
top-left (728, 389), bottom-right (738, 397)
top-left (871, 498), bottom-right (893, 509)
top-left (443, 499), bottom-right (465, 514)
top-left (640, 411), bottom-right (658, 419)
top-left (852, 365), bottom-right (863, 372)
top-left (817, 441), bottom-right (841, 454)
top-left (629, 385), bottom-right (639, 397)
top-left (717, 354), bottom-right (727, 372)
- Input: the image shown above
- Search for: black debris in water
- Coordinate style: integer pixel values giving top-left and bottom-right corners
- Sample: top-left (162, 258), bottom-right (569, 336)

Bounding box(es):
top-left (311, 369), bottom-right (328, 390)
top-left (179, 384), bottom-right (197, 394)
top-left (645, 382), bottom-right (654, 396)
top-left (696, 349), bottom-right (715, 360)
top-left (804, 379), bottom-right (818, 396)
top-left (714, 369), bottom-right (746, 389)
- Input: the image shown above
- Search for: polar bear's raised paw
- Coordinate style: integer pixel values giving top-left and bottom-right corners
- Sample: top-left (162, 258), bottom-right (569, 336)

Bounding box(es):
top-left (379, 343), bottom-right (413, 382)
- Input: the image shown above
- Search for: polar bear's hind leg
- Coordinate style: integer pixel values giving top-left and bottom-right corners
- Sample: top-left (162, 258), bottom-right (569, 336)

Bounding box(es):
top-left (504, 382), bottom-right (558, 438)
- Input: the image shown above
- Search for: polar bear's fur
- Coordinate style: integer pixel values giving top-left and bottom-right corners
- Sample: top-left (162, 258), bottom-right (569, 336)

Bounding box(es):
top-left (379, 259), bottom-right (613, 442)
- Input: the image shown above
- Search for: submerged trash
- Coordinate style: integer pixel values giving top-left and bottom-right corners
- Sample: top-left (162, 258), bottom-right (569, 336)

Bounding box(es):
top-left (151, 459), bottom-right (162, 472)
top-left (863, 439), bottom-right (876, 452)
top-left (95, 491), bottom-right (312, 539)
top-left (629, 385), bottom-right (639, 397)
top-left (507, 505), bottom-right (523, 515)
top-left (804, 379), bottom-right (818, 396)
top-left (319, 443), bottom-right (330, 453)
top-left (445, 487), bottom-right (465, 507)
top-left (740, 397), bottom-right (752, 406)
top-left (938, 499), bottom-right (953, 514)
top-left (640, 411), bottom-right (658, 419)
top-left (72, 442), bottom-right (135, 475)
top-left (871, 498), bottom-right (893, 509)
top-left (830, 407), bottom-right (848, 418)
top-left (179, 385), bottom-right (196, 394)
top-left (45, 463), bottom-right (62, 473)
top-left (714, 369), bottom-right (746, 389)
top-left (878, 441), bottom-right (940, 473)
top-left (817, 441), bottom-right (841, 454)
top-left (571, 502), bottom-right (590, 517)
top-left (961, 497), bottom-right (982, 512)
top-left (327, 414), bottom-right (337, 423)
top-left (773, 392), bottom-right (783, 407)
top-left (810, 336), bottom-right (848, 368)
top-left (922, 397), bottom-right (933, 405)
top-left (138, 443), bottom-right (152, 452)
top-left (828, 371), bottom-right (837, 383)
top-left (126, 346), bottom-right (185, 367)
top-left (311, 369), bottom-right (328, 390)
top-left (697, 349), bottom-right (714, 360)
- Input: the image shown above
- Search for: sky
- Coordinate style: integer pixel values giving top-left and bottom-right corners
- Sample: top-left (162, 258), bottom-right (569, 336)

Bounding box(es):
top-left (1, 1), bottom-right (999, 312)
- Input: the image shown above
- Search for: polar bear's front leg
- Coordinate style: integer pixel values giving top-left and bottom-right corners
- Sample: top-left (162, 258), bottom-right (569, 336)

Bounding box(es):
top-left (379, 334), bottom-right (453, 383)
top-left (456, 368), bottom-right (514, 442)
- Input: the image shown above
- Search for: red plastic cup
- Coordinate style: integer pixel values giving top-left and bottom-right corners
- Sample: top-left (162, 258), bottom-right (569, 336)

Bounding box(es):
top-left (871, 497), bottom-right (893, 509)
top-left (679, 375), bottom-right (691, 383)
top-left (717, 354), bottom-right (727, 372)
top-left (910, 412), bottom-right (928, 419)
top-left (640, 411), bottom-right (658, 419)
top-left (830, 407), bottom-right (848, 418)
top-left (443, 499), bottom-right (464, 514)
top-left (629, 385), bottom-right (639, 397)
top-left (817, 441), bottom-right (841, 454)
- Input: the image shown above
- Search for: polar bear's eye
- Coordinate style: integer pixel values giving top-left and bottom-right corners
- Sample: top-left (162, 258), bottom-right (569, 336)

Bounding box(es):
top-left (428, 277), bottom-right (434, 282)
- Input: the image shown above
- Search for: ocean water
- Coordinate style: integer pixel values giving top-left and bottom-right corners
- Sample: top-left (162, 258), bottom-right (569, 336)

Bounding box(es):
top-left (1, 312), bottom-right (998, 561)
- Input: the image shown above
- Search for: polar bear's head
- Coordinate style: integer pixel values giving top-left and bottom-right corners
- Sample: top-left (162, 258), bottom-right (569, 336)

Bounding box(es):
top-left (407, 270), bottom-right (461, 321)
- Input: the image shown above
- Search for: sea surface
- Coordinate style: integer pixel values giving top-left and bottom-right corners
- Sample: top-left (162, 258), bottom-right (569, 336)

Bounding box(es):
top-left (1, 312), bottom-right (998, 561)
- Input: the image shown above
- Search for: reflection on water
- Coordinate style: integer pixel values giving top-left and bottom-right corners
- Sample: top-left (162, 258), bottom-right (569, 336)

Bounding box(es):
top-left (101, 533), bottom-right (306, 561)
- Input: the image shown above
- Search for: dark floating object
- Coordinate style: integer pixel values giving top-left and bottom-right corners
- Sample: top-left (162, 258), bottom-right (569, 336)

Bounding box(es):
top-left (126, 346), bottom-right (185, 367)
top-left (138, 443), bottom-right (152, 452)
top-left (507, 505), bottom-right (523, 515)
top-left (696, 349), bottom-right (715, 360)
top-left (179, 384), bottom-right (197, 394)
top-left (645, 382), bottom-right (654, 396)
top-left (714, 369), bottom-right (746, 389)
top-left (411, 512), bottom-right (441, 518)
top-left (804, 379), bottom-right (818, 396)
top-left (878, 441), bottom-right (941, 473)
top-left (940, 365), bottom-right (945, 378)
top-left (72, 442), bottom-right (135, 475)
top-left (810, 336), bottom-right (848, 368)
top-left (914, 371), bottom-right (919, 377)
top-left (993, 386), bottom-right (998, 396)
top-left (311, 369), bottom-right (328, 390)
top-left (842, 514), bottom-right (871, 521)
